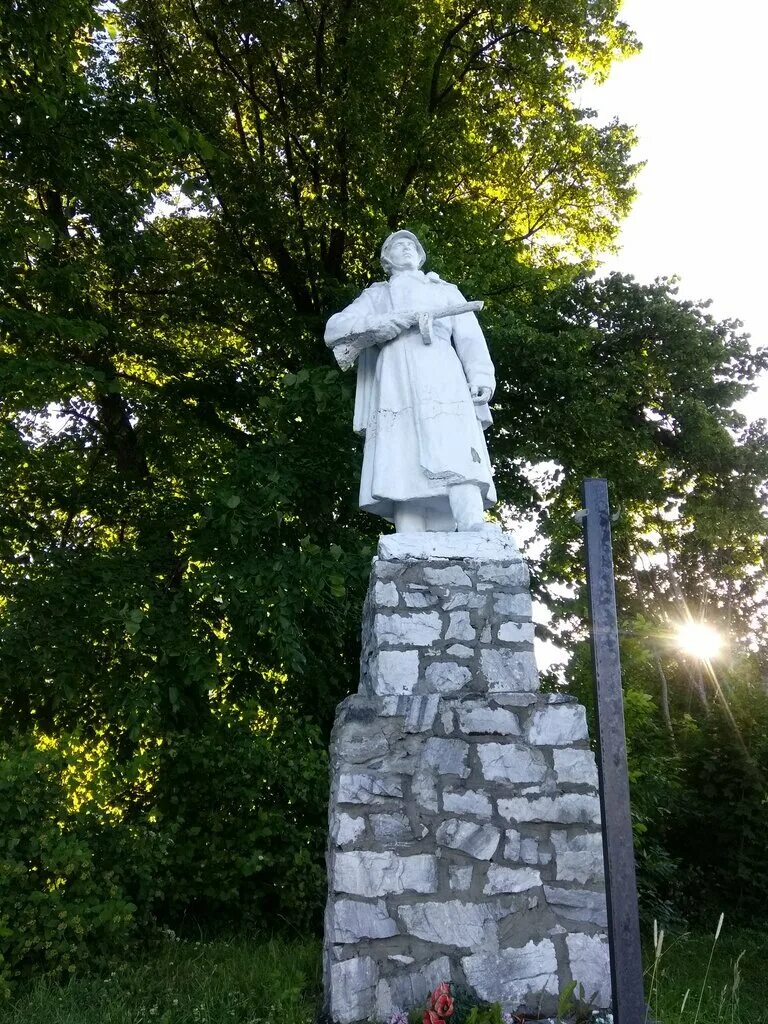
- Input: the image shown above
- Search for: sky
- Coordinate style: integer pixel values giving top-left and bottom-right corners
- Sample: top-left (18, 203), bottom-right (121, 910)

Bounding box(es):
top-left (582, 0), bottom-right (768, 422)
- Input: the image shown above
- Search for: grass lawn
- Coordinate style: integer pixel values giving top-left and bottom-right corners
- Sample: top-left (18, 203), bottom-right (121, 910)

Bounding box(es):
top-left (0, 927), bottom-right (766, 1023)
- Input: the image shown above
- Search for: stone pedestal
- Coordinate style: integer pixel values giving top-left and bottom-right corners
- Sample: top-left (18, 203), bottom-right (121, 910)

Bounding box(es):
top-left (323, 533), bottom-right (609, 1024)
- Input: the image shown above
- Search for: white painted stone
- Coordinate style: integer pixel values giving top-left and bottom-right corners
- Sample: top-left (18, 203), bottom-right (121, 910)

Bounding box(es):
top-left (446, 644), bottom-right (474, 658)
top-left (566, 933), bottom-right (611, 1006)
top-left (378, 532), bottom-right (519, 562)
top-left (526, 705), bottom-right (588, 746)
top-left (398, 900), bottom-right (500, 948)
top-left (405, 694), bottom-right (439, 733)
top-left (424, 565), bottom-right (471, 586)
top-left (498, 620), bottom-right (535, 643)
top-left (337, 773), bottom-right (403, 804)
top-left (443, 788), bottom-right (493, 818)
top-left (482, 649), bottom-right (539, 691)
top-left (498, 794), bottom-right (601, 824)
top-left (494, 593), bottom-right (532, 617)
top-left (440, 708), bottom-right (455, 733)
top-left (375, 956), bottom-right (451, 1019)
top-left (388, 955), bottom-right (414, 966)
top-left (476, 561), bottom-right (528, 586)
top-left (436, 818), bottom-right (500, 859)
top-left (449, 864), bottom-right (473, 891)
top-left (442, 592), bottom-right (469, 610)
top-left (483, 865), bottom-right (541, 894)
top-left (331, 813), bottom-right (366, 847)
top-left (543, 886), bottom-right (607, 926)
top-left (425, 661), bottom-right (471, 693)
top-left (375, 581), bottom-right (400, 607)
top-left (403, 590), bottom-right (438, 608)
top-left (329, 956), bottom-right (377, 1024)
top-left (447, 611), bottom-right (476, 640)
top-left (552, 748), bottom-right (599, 787)
top-left (477, 743), bottom-right (547, 784)
top-left (551, 831), bottom-right (605, 883)
top-left (371, 812), bottom-right (413, 844)
top-left (461, 941), bottom-right (559, 1008)
top-left (332, 899), bottom-right (398, 941)
top-left (338, 729), bottom-right (389, 763)
top-left (375, 612), bottom-right (442, 647)
top-left (334, 851), bottom-right (438, 896)
top-left (423, 737), bottom-right (470, 777)
top-left (411, 768), bottom-right (439, 812)
top-left (520, 838), bottom-right (539, 864)
top-left (458, 706), bottom-right (521, 735)
top-left (372, 649), bottom-right (419, 695)
top-left (504, 829), bottom-right (521, 860)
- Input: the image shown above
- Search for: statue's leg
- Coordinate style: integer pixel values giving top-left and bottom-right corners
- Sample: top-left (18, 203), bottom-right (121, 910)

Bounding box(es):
top-left (394, 501), bottom-right (428, 533)
top-left (448, 482), bottom-right (486, 531)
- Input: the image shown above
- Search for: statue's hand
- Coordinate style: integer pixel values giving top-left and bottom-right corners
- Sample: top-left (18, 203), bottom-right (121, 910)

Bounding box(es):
top-left (369, 312), bottom-right (417, 343)
top-left (470, 384), bottom-right (493, 405)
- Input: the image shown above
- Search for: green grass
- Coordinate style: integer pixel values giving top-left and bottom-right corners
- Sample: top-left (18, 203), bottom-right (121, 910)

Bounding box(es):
top-left (644, 926), bottom-right (768, 1024)
top-left (0, 927), bottom-right (766, 1023)
top-left (0, 936), bottom-right (321, 1024)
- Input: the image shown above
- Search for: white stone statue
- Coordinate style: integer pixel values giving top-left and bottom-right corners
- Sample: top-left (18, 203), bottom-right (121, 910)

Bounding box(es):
top-left (325, 230), bottom-right (498, 533)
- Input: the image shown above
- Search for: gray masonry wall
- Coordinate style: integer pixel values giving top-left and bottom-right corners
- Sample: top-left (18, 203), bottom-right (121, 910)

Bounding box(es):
top-left (323, 533), bottom-right (610, 1024)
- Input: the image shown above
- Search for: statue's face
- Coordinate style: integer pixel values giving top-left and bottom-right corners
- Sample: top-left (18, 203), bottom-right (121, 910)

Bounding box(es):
top-left (387, 236), bottom-right (420, 271)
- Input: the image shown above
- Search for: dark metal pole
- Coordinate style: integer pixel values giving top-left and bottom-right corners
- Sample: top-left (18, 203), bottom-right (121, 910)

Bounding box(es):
top-left (580, 478), bottom-right (646, 1024)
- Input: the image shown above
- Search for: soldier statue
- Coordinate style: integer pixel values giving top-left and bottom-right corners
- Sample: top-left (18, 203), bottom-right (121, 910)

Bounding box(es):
top-left (325, 230), bottom-right (497, 533)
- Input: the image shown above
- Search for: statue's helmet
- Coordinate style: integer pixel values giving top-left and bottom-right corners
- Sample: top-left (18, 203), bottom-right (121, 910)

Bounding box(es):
top-left (380, 230), bottom-right (426, 274)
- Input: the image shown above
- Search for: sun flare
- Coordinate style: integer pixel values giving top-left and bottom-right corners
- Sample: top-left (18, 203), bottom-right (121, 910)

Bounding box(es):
top-left (676, 622), bottom-right (722, 660)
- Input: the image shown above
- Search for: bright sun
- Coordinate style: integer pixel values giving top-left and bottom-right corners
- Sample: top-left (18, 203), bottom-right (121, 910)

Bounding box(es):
top-left (676, 622), bottom-right (722, 660)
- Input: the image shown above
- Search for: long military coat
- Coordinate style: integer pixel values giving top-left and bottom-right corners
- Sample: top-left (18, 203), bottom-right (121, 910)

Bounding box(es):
top-left (325, 269), bottom-right (497, 523)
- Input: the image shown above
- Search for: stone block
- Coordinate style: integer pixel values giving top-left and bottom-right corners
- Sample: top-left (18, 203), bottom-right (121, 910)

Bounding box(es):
top-left (425, 661), bottom-right (472, 693)
top-left (498, 621), bottom-right (535, 643)
top-left (544, 886), bottom-right (607, 926)
top-left (552, 748), bottom-right (599, 787)
top-left (371, 812), bottom-right (413, 844)
top-left (372, 649), bottom-right (420, 695)
top-left (526, 705), bottom-right (588, 746)
top-left (447, 611), bottom-right (476, 640)
top-left (331, 812), bottom-right (365, 847)
top-left (551, 831), bottom-right (605, 884)
top-left (482, 649), bottom-right (539, 692)
top-left (375, 581), bottom-right (400, 607)
top-left (449, 864), bottom-right (473, 891)
top-left (457, 706), bottom-right (521, 735)
top-left (483, 865), bottom-right (541, 894)
top-left (461, 941), bottom-right (559, 1009)
top-left (375, 612), bottom-right (442, 647)
top-left (520, 838), bottom-right (539, 865)
top-left (377, 531), bottom-right (519, 562)
top-left (331, 899), bottom-right (398, 942)
top-left (334, 851), bottom-right (438, 897)
top-left (338, 729), bottom-right (390, 763)
top-left (375, 957), bottom-right (451, 1019)
top-left (337, 773), bottom-right (403, 804)
top-left (504, 829), bottom-right (521, 860)
top-left (405, 695), bottom-right (440, 733)
top-left (411, 768), bottom-right (439, 812)
top-left (403, 591), bottom-right (439, 608)
top-left (424, 565), bottom-right (472, 587)
top-left (476, 562), bottom-right (529, 587)
top-left (498, 794), bottom-right (601, 825)
top-left (494, 593), bottom-right (532, 617)
top-left (398, 900), bottom-right (500, 948)
top-left (443, 788), bottom-right (493, 818)
top-left (477, 743), bottom-right (547, 784)
top-left (423, 737), bottom-right (470, 777)
top-left (566, 933), bottom-right (611, 1005)
top-left (446, 644), bottom-right (474, 658)
top-left (328, 956), bottom-right (377, 1024)
top-left (436, 819), bottom-right (500, 859)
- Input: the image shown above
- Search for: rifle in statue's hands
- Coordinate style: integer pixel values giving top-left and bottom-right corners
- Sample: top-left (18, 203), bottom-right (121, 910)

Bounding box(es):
top-left (329, 300), bottom-right (484, 371)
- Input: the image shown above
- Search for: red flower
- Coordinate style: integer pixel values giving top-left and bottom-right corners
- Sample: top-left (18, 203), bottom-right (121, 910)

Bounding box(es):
top-left (423, 1011), bottom-right (443, 1024)
top-left (427, 982), bottom-right (454, 1019)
